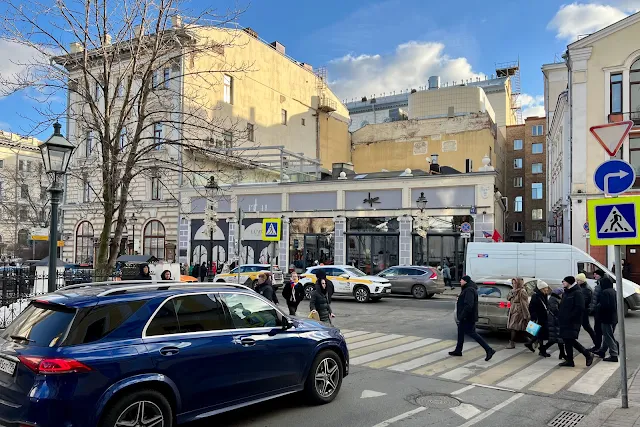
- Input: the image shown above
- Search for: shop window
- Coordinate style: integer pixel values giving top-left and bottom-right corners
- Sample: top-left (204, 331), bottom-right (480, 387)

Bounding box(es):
top-left (76, 221), bottom-right (94, 264)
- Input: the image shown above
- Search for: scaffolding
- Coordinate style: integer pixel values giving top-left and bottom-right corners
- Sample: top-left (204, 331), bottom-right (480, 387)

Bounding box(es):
top-left (315, 67), bottom-right (336, 112)
top-left (496, 60), bottom-right (522, 124)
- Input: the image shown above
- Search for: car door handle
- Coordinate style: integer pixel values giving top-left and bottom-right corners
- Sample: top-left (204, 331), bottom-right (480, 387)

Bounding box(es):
top-left (159, 346), bottom-right (180, 356)
top-left (239, 337), bottom-right (256, 347)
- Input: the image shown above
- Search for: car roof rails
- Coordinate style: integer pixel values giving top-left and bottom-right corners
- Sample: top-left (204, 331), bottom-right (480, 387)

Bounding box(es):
top-left (95, 281), bottom-right (255, 296)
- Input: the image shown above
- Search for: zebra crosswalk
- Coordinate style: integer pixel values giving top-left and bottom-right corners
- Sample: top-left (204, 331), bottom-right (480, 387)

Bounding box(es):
top-left (341, 329), bottom-right (620, 397)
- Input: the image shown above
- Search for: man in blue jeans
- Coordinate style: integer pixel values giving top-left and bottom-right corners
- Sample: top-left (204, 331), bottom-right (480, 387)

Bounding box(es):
top-left (450, 275), bottom-right (495, 361)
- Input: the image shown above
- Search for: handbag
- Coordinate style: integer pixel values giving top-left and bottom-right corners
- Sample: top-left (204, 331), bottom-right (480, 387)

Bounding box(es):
top-left (308, 310), bottom-right (320, 321)
top-left (526, 320), bottom-right (541, 336)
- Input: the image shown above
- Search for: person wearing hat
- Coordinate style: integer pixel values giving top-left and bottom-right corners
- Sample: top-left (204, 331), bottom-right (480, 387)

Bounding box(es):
top-left (526, 280), bottom-right (552, 356)
top-left (558, 276), bottom-right (594, 367)
top-left (588, 269), bottom-right (606, 351)
top-left (576, 273), bottom-right (598, 348)
top-left (449, 275), bottom-right (495, 361)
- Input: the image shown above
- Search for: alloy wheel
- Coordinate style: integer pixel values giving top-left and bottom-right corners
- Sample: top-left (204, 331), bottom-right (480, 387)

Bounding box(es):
top-left (115, 400), bottom-right (164, 427)
top-left (305, 285), bottom-right (313, 299)
top-left (355, 288), bottom-right (368, 302)
top-left (315, 357), bottom-right (339, 398)
top-left (413, 285), bottom-right (426, 299)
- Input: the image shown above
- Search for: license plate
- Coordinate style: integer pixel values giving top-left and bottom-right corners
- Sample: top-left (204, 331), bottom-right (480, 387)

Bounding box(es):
top-left (385, 288), bottom-right (391, 293)
top-left (0, 358), bottom-right (16, 376)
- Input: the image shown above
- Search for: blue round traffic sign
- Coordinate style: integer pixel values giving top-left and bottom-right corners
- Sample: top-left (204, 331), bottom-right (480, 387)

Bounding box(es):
top-left (583, 222), bottom-right (589, 233)
top-left (594, 159), bottom-right (636, 195)
top-left (460, 222), bottom-right (471, 233)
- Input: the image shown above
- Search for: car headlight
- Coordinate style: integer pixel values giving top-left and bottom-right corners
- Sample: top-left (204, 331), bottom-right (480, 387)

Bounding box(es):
top-left (635, 288), bottom-right (640, 294)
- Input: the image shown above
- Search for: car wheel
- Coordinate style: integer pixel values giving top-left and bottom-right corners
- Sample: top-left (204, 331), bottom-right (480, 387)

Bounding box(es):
top-left (354, 286), bottom-right (370, 303)
top-left (101, 389), bottom-right (173, 427)
top-left (411, 284), bottom-right (427, 299)
top-left (305, 349), bottom-right (343, 404)
top-left (304, 284), bottom-right (315, 300)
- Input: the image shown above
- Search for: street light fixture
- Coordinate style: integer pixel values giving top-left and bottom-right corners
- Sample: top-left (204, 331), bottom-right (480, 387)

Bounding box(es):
top-left (39, 122), bottom-right (75, 293)
top-left (204, 176), bottom-right (219, 280)
top-left (416, 192), bottom-right (428, 212)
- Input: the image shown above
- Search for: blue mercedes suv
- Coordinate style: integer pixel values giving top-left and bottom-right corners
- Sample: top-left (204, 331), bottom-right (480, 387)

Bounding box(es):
top-left (0, 281), bottom-right (349, 426)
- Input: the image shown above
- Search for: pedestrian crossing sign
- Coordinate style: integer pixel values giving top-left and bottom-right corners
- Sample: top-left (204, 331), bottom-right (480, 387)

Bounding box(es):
top-left (588, 196), bottom-right (640, 246)
top-left (261, 218), bottom-right (281, 241)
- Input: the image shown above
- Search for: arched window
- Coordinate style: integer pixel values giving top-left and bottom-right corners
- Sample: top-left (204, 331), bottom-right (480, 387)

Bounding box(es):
top-left (75, 221), bottom-right (94, 264)
top-left (17, 229), bottom-right (29, 247)
top-left (143, 220), bottom-right (165, 259)
top-left (631, 58), bottom-right (640, 124)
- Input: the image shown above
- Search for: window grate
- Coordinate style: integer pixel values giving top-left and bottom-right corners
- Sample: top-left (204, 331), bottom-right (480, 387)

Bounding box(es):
top-left (548, 411), bottom-right (584, 427)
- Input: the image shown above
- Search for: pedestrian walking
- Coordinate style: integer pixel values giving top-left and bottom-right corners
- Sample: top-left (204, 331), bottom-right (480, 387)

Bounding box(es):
top-left (576, 273), bottom-right (598, 347)
top-left (443, 264), bottom-right (453, 290)
top-left (592, 276), bottom-right (619, 362)
top-left (136, 263), bottom-right (152, 280)
top-left (544, 287), bottom-right (567, 360)
top-left (315, 270), bottom-right (334, 303)
top-left (506, 277), bottom-right (530, 349)
top-left (255, 273), bottom-right (279, 305)
top-left (623, 260), bottom-right (632, 280)
top-left (526, 281), bottom-right (551, 356)
top-left (199, 262), bottom-right (208, 282)
top-left (283, 272), bottom-right (305, 315)
top-left (588, 269), bottom-right (605, 351)
top-left (211, 262), bottom-right (217, 278)
top-left (449, 275), bottom-right (495, 361)
top-left (310, 278), bottom-right (335, 324)
top-left (558, 276), bottom-right (594, 367)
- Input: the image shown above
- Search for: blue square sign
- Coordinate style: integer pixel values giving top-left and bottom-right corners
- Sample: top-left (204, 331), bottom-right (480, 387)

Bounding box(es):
top-left (594, 203), bottom-right (637, 240)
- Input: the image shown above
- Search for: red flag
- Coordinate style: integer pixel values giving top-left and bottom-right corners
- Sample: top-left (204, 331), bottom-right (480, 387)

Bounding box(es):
top-left (492, 229), bottom-right (503, 242)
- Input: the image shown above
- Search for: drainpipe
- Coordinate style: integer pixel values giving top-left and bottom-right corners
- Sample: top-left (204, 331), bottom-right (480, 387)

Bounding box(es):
top-left (566, 50), bottom-right (573, 247)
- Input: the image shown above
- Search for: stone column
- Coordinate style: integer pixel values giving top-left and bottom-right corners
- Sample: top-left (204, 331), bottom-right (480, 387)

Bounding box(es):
top-left (227, 217), bottom-right (237, 261)
top-left (178, 216), bottom-right (189, 265)
top-left (398, 215), bottom-right (413, 266)
top-left (333, 216), bottom-right (347, 265)
top-left (279, 217), bottom-right (290, 270)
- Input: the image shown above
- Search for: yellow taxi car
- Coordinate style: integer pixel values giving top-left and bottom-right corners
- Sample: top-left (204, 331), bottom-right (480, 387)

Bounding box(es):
top-left (299, 265), bottom-right (392, 303)
top-left (215, 264), bottom-right (285, 289)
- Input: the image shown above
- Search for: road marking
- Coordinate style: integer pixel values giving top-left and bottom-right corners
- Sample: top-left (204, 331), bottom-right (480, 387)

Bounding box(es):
top-left (343, 331), bottom-right (373, 339)
top-left (568, 360), bottom-right (619, 395)
top-left (411, 347), bottom-right (486, 376)
top-left (347, 332), bottom-right (386, 343)
top-left (471, 383), bottom-right (516, 393)
top-left (339, 329), bottom-right (353, 333)
top-left (441, 348), bottom-right (525, 381)
top-left (467, 353), bottom-right (537, 385)
top-left (451, 385), bottom-right (475, 395)
top-left (456, 393), bottom-right (524, 427)
top-left (349, 334), bottom-right (404, 350)
top-left (349, 336), bottom-right (420, 358)
top-left (529, 365), bottom-right (584, 394)
top-left (364, 340), bottom-right (456, 369)
top-left (351, 338), bottom-right (440, 365)
top-left (388, 343), bottom-right (479, 372)
top-left (451, 403), bottom-right (482, 420)
top-left (497, 351), bottom-right (559, 390)
top-left (361, 390), bottom-right (387, 399)
top-left (370, 407), bottom-right (427, 427)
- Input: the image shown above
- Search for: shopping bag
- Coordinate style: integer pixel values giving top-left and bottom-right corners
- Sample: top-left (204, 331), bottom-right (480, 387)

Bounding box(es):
top-left (526, 320), bottom-right (541, 337)
top-left (308, 310), bottom-right (320, 321)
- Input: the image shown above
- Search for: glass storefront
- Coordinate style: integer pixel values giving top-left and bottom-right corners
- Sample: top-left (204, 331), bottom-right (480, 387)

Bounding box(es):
top-left (413, 233), bottom-right (467, 282)
top-left (346, 218), bottom-right (399, 275)
top-left (289, 218), bottom-right (335, 272)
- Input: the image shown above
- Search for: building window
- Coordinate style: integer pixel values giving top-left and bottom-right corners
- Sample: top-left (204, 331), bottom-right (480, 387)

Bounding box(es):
top-left (532, 209), bottom-right (544, 220)
top-left (532, 230), bottom-right (543, 241)
top-left (465, 159), bottom-right (473, 173)
top-left (18, 208), bottom-right (27, 221)
top-left (20, 184), bottom-right (28, 199)
top-left (223, 130), bottom-right (233, 148)
top-left (163, 68), bottom-right (170, 89)
top-left (18, 160), bottom-right (24, 171)
top-left (630, 136), bottom-right (640, 186)
top-left (532, 143), bottom-right (543, 154)
top-left (83, 179), bottom-right (91, 202)
top-left (514, 196), bottom-right (523, 212)
top-left (143, 220), bottom-right (165, 260)
top-left (514, 158), bottom-right (523, 169)
top-left (532, 125), bottom-right (544, 136)
top-left (532, 183), bottom-right (543, 200)
top-left (514, 177), bottom-right (523, 187)
top-left (513, 222), bottom-right (523, 232)
top-left (611, 73), bottom-right (623, 114)
top-left (152, 71), bottom-right (158, 89)
top-left (302, 118), bottom-right (306, 126)
top-left (281, 109), bottom-right (287, 125)
top-left (632, 59), bottom-right (640, 124)
top-left (86, 130), bottom-right (94, 156)
top-left (247, 123), bottom-right (254, 142)
top-left (153, 123), bottom-right (163, 150)
top-left (223, 74), bottom-right (233, 104)
top-left (151, 176), bottom-right (161, 200)
top-left (75, 221), bottom-right (94, 264)
top-left (532, 163), bottom-right (543, 174)
top-left (513, 139), bottom-right (523, 150)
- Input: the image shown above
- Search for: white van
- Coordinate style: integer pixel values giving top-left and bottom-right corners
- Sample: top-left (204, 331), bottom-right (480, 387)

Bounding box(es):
top-left (465, 242), bottom-right (640, 313)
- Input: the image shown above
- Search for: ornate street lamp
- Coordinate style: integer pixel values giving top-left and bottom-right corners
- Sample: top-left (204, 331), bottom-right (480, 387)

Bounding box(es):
top-left (414, 192), bottom-right (429, 238)
top-left (204, 176), bottom-right (219, 280)
top-left (416, 192), bottom-right (428, 212)
top-left (39, 122), bottom-right (75, 292)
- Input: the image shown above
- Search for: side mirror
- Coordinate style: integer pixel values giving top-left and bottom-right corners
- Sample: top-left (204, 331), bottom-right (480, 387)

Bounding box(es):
top-left (340, 273), bottom-right (349, 279)
top-left (379, 273), bottom-right (386, 277)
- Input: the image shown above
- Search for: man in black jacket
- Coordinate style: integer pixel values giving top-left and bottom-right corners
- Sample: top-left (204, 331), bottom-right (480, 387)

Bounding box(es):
top-left (588, 269), bottom-right (605, 351)
top-left (593, 276), bottom-right (619, 362)
top-left (449, 275), bottom-right (495, 361)
top-left (558, 276), bottom-right (594, 367)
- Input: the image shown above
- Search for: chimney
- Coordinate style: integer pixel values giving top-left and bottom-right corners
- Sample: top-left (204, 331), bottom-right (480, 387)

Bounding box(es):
top-left (270, 41), bottom-right (285, 55)
top-left (429, 154), bottom-right (441, 174)
top-left (243, 27), bottom-right (258, 38)
top-left (70, 42), bottom-right (84, 53)
top-left (171, 15), bottom-right (183, 28)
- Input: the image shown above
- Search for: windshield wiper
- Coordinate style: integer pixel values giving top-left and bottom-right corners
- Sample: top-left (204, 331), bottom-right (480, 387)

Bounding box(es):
top-left (9, 335), bottom-right (33, 343)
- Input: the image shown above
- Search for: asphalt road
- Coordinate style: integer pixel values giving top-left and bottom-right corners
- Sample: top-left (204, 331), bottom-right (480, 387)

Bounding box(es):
top-left (187, 294), bottom-right (640, 427)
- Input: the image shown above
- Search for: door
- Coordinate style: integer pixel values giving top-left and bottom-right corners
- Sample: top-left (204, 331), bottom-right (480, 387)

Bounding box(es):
top-left (626, 246), bottom-right (640, 283)
top-left (380, 267), bottom-right (402, 293)
top-left (143, 293), bottom-right (244, 412)
top-left (324, 267), bottom-right (349, 294)
top-left (218, 292), bottom-right (310, 391)
top-left (394, 268), bottom-right (415, 293)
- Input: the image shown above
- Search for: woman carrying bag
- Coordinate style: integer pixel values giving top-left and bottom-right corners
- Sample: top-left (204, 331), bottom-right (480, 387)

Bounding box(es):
top-left (309, 277), bottom-right (336, 324)
top-left (506, 277), bottom-right (530, 349)
top-left (526, 281), bottom-right (551, 357)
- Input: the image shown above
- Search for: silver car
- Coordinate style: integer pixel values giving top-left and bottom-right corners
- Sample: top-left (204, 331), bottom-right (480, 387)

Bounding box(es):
top-left (378, 266), bottom-right (445, 299)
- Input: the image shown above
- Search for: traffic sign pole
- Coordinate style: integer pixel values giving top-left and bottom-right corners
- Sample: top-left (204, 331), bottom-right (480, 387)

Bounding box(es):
top-left (615, 246), bottom-right (629, 408)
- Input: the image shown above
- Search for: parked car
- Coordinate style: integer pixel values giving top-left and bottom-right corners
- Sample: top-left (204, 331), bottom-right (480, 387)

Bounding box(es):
top-left (378, 266), bottom-right (445, 299)
top-left (454, 277), bottom-right (538, 331)
top-left (0, 281), bottom-right (348, 427)
top-left (299, 265), bottom-right (392, 303)
top-left (215, 264), bottom-right (285, 289)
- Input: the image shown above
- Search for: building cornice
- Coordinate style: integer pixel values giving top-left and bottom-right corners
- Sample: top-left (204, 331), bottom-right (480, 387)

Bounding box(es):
top-left (569, 11), bottom-right (640, 50)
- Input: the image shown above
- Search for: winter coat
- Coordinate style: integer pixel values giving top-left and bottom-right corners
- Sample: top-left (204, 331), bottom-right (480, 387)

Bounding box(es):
top-left (596, 277), bottom-right (618, 325)
top-left (580, 283), bottom-right (593, 320)
top-left (282, 281), bottom-right (305, 305)
top-left (507, 288), bottom-right (530, 331)
top-left (528, 288), bottom-right (549, 339)
top-left (456, 280), bottom-right (479, 324)
top-left (589, 280), bottom-right (602, 316)
top-left (199, 264), bottom-right (208, 279)
top-left (310, 284), bottom-right (332, 322)
top-left (315, 271), bottom-right (335, 303)
top-left (547, 293), bottom-right (562, 343)
top-left (136, 263), bottom-right (152, 280)
top-left (558, 284), bottom-right (585, 340)
top-left (256, 282), bottom-right (279, 304)
top-left (443, 266), bottom-right (451, 280)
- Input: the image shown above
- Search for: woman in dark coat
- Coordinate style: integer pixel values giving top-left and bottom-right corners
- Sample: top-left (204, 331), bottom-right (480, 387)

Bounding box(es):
top-left (310, 277), bottom-right (335, 324)
top-left (542, 288), bottom-right (566, 360)
top-left (526, 281), bottom-right (551, 355)
top-left (558, 276), bottom-right (594, 367)
top-left (199, 262), bottom-right (207, 282)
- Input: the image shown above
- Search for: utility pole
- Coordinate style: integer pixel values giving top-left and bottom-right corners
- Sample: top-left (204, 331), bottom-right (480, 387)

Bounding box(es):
top-left (236, 207), bottom-right (243, 285)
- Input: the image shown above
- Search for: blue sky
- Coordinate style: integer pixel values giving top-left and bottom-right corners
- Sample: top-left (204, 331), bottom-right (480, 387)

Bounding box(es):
top-left (1, 0), bottom-right (639, 137)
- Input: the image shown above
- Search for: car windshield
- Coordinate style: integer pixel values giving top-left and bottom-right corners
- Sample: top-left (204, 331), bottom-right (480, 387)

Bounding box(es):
top-left (344, 267), bottom-right (367, 277)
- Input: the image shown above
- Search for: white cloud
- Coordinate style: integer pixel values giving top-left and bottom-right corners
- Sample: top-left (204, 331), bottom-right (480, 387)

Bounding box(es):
top-left (521, 93), bottom-right (545, 119)
top-left (547, 2), bottom-right (638, 42)
top-left (0, 39), bottom-right (47, 95)
top-left (327, 41), bottom-right (485, 102)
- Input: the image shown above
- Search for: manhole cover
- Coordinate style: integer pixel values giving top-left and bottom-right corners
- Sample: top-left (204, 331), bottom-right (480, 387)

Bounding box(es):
top-left (548, 411), bottom-right (584, 427)
top-left (414, 395), bottom-right (460, 409)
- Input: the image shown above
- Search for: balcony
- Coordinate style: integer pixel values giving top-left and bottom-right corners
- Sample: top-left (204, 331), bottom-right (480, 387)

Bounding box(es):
top-left (318, 95), bottom-right (337, 113)
top-left (608, 111), bottom-right (640, 126)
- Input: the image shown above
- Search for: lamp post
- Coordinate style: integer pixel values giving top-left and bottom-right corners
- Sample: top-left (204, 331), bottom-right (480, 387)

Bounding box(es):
top-left (130, 213), bottom-right (138, 255)
top-left (204, 176), bottom-right (219, 281)
top-left (39, 122), bottom-right (75, 293)
top-left (414, 192), bottom-right (429, 238)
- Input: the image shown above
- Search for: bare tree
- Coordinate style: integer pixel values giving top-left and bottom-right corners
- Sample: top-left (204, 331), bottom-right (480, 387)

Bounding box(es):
top-left (0, 0), bottom-right (258, 273)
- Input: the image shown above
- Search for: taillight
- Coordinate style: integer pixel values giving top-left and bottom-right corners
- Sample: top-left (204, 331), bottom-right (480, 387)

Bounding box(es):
top-left (18, 356), bottom-right (92, 374)
top-left (429, 269), bottom-right (438, 279)
top-left (498, 302), bottom-right (511, 309)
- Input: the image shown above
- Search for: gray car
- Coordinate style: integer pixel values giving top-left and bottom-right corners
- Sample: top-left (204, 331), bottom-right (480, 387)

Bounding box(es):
top-left (378, 266), bottom-right (445, 299)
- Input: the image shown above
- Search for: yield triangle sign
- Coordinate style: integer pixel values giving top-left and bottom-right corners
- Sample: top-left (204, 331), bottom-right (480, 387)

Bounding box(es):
top-left (599, 206), bottom-right (633, 234)
top-left (590, 121), bottom-right (634, 156)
